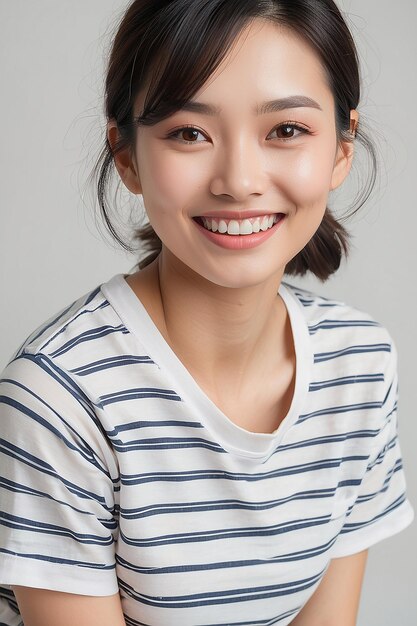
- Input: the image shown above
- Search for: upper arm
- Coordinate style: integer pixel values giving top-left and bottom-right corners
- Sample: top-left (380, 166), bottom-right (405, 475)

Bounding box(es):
top-left (12, 586), bottom-right (126, 626)
top-left (290, 549), bottom-right (368, 626)
top-left (0, 356), bottom-right (119, 596)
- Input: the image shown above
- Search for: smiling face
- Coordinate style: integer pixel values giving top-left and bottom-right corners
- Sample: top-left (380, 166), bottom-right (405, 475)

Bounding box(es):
top-left (114, 18), bottom-right (354, 289)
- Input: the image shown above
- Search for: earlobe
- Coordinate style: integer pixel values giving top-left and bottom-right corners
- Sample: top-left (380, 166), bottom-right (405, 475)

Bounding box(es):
top-left (107, 120), bottom-right (142, 194)
top-left (330, 140), bottom-right (354, 191)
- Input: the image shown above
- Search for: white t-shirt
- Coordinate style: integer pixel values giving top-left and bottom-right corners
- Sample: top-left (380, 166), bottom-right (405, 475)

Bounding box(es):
top-left (0, 273), bottom-right (414, 625)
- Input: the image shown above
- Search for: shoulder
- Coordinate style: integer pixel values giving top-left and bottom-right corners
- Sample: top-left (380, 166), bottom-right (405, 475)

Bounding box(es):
top-left (282, 280), bottom-right (397, 377)
top-left (7, 276), bottom-right (127, 368)
top-left (1, 276), bottom-right (131, 420)
top-left (0, 278), bottom-right (128, 470)
top-left (283, 280), bottom-right (394, 343)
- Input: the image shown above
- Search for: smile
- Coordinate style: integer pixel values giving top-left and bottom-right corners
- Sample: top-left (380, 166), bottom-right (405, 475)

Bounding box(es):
top-left (194, 214), bottom-right (282, 236)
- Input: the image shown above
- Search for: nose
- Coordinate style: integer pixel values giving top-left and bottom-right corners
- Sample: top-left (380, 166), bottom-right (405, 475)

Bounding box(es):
top-left (209, 137), bottom-right (268, 201)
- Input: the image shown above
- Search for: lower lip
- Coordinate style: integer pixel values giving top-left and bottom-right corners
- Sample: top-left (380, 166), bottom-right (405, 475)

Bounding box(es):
top-left (193, 215), bottom-right (286, 250)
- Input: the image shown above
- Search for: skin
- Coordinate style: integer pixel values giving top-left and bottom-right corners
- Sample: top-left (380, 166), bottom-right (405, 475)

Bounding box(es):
top-left (12, 19), bottom-right (364, 625)
top-left (109, 18), bottom-right (355, 432)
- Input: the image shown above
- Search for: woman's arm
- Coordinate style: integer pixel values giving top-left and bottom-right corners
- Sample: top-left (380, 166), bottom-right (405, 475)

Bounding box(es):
top-left (12, 586), bottom-right (127, 626)
top-left (290, 549), bottom-right (368, 626)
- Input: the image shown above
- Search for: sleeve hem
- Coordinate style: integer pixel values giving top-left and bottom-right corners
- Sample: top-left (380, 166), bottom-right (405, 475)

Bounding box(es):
top-left (330, 499), bottom-right (415, 559)
top-left (0, 554), bottom-right (119, 596)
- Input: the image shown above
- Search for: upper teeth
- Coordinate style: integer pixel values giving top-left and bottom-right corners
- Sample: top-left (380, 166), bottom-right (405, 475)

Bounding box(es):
top-left (201, 214), bottom-right (278, 235)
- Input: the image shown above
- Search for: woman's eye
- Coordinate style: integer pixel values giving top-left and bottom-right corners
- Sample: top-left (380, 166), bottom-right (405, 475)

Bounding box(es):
top-left (269, 123), bottom-right (308, 140)
top-left (168, 127), bottom-right (207, 144)
top-left (167, 122), bottom-right (309, 144)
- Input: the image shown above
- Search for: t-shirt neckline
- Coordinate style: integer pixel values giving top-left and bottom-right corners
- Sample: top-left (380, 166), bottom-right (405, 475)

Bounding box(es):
top-left (101, 273), bottom-right (313, 460)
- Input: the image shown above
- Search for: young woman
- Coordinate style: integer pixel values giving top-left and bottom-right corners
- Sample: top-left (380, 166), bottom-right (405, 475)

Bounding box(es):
top-left (0, 1), bottom-right (414, 625)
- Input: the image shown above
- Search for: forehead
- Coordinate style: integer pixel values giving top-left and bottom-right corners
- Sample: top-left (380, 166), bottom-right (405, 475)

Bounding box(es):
top-left (193, 18), bottom-right (334, 113)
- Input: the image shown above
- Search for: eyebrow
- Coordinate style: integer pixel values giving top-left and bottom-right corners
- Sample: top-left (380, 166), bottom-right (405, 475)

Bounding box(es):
top-left (257, 96), bottom-right (323, 115)
top-left (178, 95), bottom-right (322, 116)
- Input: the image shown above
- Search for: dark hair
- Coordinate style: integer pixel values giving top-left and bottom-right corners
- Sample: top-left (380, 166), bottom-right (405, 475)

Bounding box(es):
top-left (92, 0), bottom-right (377, 281)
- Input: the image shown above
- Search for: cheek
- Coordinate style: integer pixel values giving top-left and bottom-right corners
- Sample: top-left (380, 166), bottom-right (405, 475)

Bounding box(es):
top-left (277, 142), bottom-right (336, 205)
top-left (137, 143), bottom-right (204, 219)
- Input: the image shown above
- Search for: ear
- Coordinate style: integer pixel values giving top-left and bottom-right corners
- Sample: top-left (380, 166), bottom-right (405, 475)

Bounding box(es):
top-left (107, 120), bottom-right (142, 194)
top-left (330, 138), bottom-right (355, 191)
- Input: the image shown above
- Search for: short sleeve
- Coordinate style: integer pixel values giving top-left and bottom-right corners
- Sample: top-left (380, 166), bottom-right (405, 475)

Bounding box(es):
top-left (0, 351), bottom-right (120, 596)
top-left (331, 338), bottom-right (415, 558)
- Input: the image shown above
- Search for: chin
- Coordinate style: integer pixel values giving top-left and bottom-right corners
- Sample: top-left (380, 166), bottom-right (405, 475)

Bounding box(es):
top-left (198, 264), bottom-right (284, 290)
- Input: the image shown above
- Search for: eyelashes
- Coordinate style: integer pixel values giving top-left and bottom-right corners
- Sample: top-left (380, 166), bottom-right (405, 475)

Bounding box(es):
top-left (165, 121), bottom-right (312, 145)
top-left (269, 122), bottom-right (311, 141)
top-left (167, 127), bottom-right (207, 144)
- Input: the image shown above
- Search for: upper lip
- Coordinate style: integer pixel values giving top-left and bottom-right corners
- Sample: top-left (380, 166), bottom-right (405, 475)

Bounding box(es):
top-left (195, 210), bottom-right (283, 220)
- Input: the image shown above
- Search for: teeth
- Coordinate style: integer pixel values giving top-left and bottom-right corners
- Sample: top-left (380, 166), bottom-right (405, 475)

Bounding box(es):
top-left (201, 214), bottom-right (279, 235)
top-left (227, 221), bottom-right (240, 235)
top-left (260, 216), bottom-right (269, 231)
top-left (218, 220), bottom-right (228, 234)
top-left (240, 219), bottom-right (253, 235)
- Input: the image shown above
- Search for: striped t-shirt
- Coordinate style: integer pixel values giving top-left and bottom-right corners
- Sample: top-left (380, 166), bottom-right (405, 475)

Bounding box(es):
top-left (0, 273), bottom-right (414, 626)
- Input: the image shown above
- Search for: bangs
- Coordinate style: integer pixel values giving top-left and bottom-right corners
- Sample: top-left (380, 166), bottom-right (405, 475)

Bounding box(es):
top-left (133, 1), bottom-right (267, 126)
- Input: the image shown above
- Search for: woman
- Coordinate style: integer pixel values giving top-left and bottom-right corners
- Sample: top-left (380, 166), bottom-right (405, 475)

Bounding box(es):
top-left (0, 1), bottom-right (414, 624)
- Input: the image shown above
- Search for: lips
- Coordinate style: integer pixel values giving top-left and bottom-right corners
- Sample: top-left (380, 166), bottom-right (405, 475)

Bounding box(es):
top-left (194, 212), bottom-right (283, 236)
top-left (193, 212), bottom-right (286, 249)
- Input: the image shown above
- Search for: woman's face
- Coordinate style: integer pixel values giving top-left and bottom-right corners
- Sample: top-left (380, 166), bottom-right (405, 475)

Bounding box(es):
top-left (126, 19), bottom-right (353, 288)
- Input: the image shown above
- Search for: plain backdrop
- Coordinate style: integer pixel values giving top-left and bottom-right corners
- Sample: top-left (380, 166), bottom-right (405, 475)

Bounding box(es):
top-left (0, 1), bottom-right (416, 624)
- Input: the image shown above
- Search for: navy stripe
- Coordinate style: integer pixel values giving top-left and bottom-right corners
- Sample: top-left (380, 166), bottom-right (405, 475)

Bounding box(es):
top-left (0, 391), bottom-right (105, 471)
top-left (119, 516), bottom-right (332, 548)
top-left (85, 286), bottom-right (102, 305)
top-left (19, 352), bottom-right (111, 438)
top-left (339, 492), bottom-right (407, 535)
top-left (7, 306), bottom-right (79, 367)
top-left (119, 485), bottom-right (358, 520)
top-left (314, 343), bottom-right (391, 363)
top-left (115, 535), bottom-right (338, 575)
top-left (0, 588), bottom-right (24, 626)
top-left (124, 608), bottom-right (300, 626)
top-left (49, 324), bottom-right (130, 358)
top-left (120, 455), bottom-right (368, 486)
top-left (357, 459), bottom-right (403, 508)
top-left (0, 437), bottom-right (112, 508)
top-left (298, 401), bottom-right (382, 423)
top-left (0, 546), bottom-right (115, 570)
top-left (275, 430), bottom-right (380, 454)
top-left (274, 429), bottom-right (380, 454)
top-left (15, 301), bottom-right (77, 357)
top-left (108, 420), bottom-right (204, 435)
top-left (367, 445), bottom-right (400, 473)
top-left (1, 363), bottom-right (110, 474)
top-left (40, 299), bottom-right (111, 352)
top-left (309, 373), bottom-right (384, 391)
top-left (100, 387), bottom-right (182, 406)
top-left (0, 512), bottom-right (114, 545)
top-left (382, 380), bottom-right (395, 406)
top-left (285, 287), bottom-right (340, 309)
top-left (0, 475), bottom-right (116, 519)
top-left (196, 607), bottom-right (300, 626)
top-left (70, 354), bottom-right (154, 376)
top-left (112, 436), bottom-right (225, 453)
top-left (117, 566), bottom-right (327, 608)
top-left (123, 608), bottom-right (301, 626)
top-left (309, 319), bottom-right (381, 335)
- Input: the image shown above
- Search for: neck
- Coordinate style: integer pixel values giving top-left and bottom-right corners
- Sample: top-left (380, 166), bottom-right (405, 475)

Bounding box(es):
top-left (154, 248), bottom-right (289, 387)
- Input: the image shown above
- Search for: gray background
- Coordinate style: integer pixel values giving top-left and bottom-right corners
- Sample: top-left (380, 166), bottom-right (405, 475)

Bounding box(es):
top-left (0, 1), bottom-right (415, 623)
